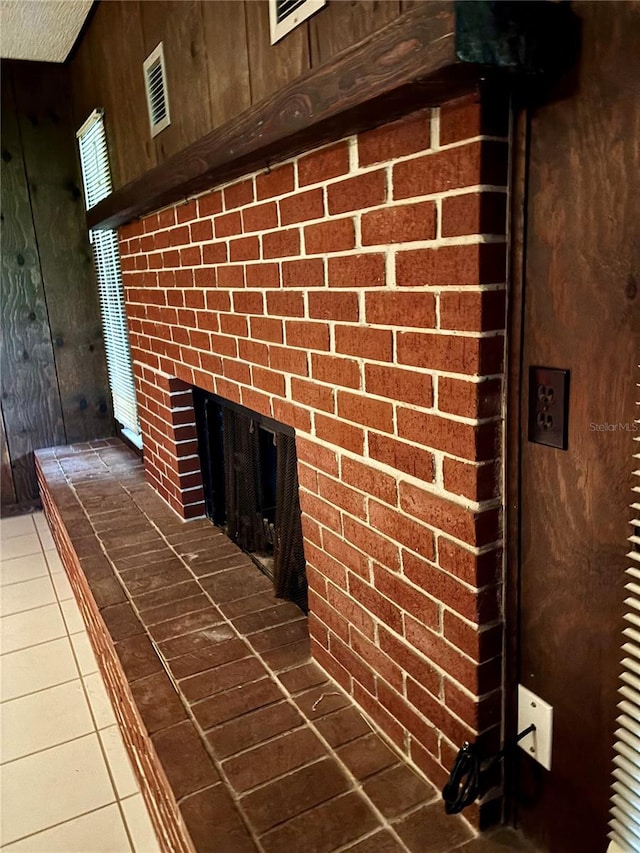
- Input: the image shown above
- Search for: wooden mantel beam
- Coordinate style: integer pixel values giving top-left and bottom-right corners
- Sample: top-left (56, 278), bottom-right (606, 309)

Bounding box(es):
top-left (87, 1), bottom-right (574, 231)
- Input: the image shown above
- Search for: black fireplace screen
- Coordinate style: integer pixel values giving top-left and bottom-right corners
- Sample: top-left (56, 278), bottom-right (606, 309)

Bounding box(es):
top-left (193, 389), bottom-right (308, 611)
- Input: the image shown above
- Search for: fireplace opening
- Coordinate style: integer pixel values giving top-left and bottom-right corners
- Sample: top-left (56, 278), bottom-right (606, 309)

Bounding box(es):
top-left (193, 389), bottom-right (308, 611)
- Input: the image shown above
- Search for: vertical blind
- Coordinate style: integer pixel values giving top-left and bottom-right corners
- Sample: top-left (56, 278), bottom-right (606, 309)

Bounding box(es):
top-left (77, 110), bottom-right (141, 442)
top-left (609, 375), bottom-right (640, 853)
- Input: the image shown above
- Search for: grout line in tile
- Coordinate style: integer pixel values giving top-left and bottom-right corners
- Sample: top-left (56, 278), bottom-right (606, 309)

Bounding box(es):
top-left (33, 517), bottom-right (53, 549)
top-left (0, 537), bottom-right (74, 664)
top-left (231, 754), bottom-right (337, 799)
top-left (333, 827), bottom-right (386, 853)
top-left (254, 793), bottom-right (372, 845)
top-left (0, 630), bottom-right (69, 657)
top-left (114, 800), bottom-right (137, 853)
top-left (0, 674), bottom-right (83, 705)
top-left (68, 621), bottom-right (141, 842)
top-left (0, 519), bottom-right (37, 537)
top-left (0, 549), bottom-right (43, 563)
top-left (0, 577), bottom-right (49, 593)
top-left (1, 801), bottom-right (123, 850)
top-left (120, 791), bottom-right (142, 801)
top-left (95, 728), bottom-right (139, 853)
top-left (189, 672), bottom-right (269, 712)
top-left (0, 598), bottom-right (60, 620)
top-left (0, 724), bottom-right (100, 768)
top-left (43, 553), bottom-right (64, 574)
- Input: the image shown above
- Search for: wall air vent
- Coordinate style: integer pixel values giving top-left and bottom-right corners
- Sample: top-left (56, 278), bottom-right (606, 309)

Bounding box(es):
top-left (143, 42), bottom-right (170, 137)
top-left (269, 0), bottom-right (325, 45)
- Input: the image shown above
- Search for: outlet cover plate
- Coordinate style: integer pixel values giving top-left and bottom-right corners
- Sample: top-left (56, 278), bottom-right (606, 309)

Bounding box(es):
top-left (528, 366), bottom-right (570, 450)
top-left (517, 684), bottom-right (553, 770)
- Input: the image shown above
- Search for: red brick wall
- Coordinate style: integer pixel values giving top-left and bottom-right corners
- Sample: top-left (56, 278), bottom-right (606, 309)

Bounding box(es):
top-left (119, 91), bottom-right (509, 793)
top-left (134, 373), bottom-right (204, 517)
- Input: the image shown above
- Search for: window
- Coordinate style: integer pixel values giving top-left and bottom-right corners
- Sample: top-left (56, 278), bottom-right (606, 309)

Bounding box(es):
top-left (76, 110), bottom-right (141, 448)
top-left (269, 0), bottom-right (325, 44)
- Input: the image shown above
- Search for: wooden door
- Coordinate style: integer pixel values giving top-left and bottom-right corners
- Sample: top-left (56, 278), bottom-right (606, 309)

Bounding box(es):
top-left (512, 3), bottom-right (640, 850)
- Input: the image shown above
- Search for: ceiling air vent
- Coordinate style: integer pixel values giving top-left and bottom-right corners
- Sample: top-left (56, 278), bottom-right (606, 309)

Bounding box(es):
top-left (269, 0), bottom-right (325, 44)
top-left (143, 43), bottom-right (170, 137)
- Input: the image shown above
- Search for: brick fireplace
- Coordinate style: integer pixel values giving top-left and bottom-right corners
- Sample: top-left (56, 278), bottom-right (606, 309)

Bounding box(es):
top-left (118, 92), bottom-right (508, 794)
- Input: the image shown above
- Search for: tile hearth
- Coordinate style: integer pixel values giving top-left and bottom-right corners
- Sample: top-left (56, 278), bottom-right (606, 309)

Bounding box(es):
top-left (33, 438), bottom-right (531, 853)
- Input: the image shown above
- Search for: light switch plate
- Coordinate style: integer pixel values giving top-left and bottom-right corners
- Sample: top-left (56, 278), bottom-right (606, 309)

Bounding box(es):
top-left (517, 684), bottom-right (553, 770)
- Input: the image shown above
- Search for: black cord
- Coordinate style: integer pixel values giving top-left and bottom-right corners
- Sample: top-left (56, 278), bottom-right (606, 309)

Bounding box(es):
top-left (442, 741), bottom-right (480, 815)
top-left (442, 725), bottom-right (536, 815)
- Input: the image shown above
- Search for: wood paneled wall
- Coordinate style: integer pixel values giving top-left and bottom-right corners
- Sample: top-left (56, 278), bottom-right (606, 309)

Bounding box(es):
top-left (1, 61), bottom-right (113, 510)
top-left (69, 0), bottom-right (412, 191)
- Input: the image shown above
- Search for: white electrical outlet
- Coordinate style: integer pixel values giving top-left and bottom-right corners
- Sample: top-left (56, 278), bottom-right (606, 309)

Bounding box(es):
top-left (517, 684), bottom-right (553, 770)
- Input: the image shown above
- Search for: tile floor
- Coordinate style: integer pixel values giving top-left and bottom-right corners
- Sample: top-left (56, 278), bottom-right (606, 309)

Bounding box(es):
top-left (0, 511), bottom-right (161, 852)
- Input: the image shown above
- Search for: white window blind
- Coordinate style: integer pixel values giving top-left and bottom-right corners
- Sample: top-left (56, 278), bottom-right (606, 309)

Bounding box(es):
top-left (77, 110), bottom-right (141, 445)
top-left (609, 375), bottom-right (640, 852)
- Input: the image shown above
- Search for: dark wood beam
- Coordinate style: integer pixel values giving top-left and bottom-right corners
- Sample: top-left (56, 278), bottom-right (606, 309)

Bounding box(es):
top-left (88, 2), bottom-right (468, 230)
top-left (87, 1), bottom-right (574, 231)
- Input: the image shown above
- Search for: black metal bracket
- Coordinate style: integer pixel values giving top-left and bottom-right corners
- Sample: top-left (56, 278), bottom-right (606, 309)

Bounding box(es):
top-left (455, 1), bottom-right (579, 78)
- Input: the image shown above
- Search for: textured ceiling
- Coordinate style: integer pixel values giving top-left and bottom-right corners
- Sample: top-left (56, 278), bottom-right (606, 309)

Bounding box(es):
top-left (0, 0), bottom-right (93, 63)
